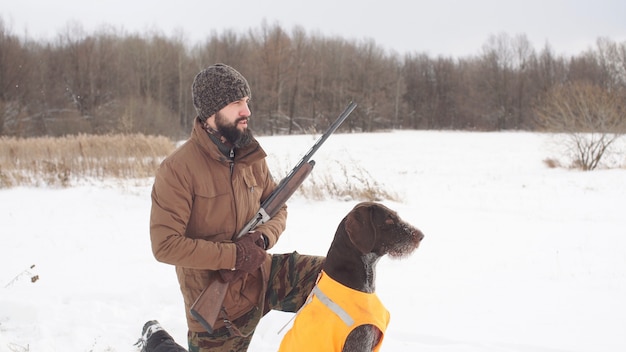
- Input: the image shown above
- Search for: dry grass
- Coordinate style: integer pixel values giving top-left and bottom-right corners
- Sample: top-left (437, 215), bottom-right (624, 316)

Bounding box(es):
top-left (542, 158), bottom-right (561, 169)
top-left (274, 160), bottom-right (399, 202)
top-left (1, 134), bottom-right (397, 202)
top-left (0, 134), bottom-right (175, 188)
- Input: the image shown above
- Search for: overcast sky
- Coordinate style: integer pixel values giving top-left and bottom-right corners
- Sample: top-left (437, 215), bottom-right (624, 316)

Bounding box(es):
top-left (2, 0), bottom-right (625, 58)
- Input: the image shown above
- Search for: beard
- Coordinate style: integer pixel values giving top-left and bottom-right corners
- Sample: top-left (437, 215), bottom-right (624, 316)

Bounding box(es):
top-left (215, 111), bottom-right (253, 148)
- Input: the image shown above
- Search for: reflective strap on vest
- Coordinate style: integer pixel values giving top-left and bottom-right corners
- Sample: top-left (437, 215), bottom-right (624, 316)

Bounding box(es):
top-left (311, 285), bottom-right (355, 327)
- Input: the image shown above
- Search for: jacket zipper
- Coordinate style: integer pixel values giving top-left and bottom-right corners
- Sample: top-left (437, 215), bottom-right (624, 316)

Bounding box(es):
top-left (229, 148), bottom-right (235, 175)
top-left (229, 148), bottom-right (237, 240)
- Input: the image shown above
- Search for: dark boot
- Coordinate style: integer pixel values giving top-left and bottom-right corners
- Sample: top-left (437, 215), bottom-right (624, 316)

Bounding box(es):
top-left (135, 320), bottom-right (187, 352)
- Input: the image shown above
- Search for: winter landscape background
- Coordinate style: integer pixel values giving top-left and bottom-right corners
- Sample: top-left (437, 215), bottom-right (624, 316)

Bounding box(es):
top-left (1, 130), bottom-right (625, 352)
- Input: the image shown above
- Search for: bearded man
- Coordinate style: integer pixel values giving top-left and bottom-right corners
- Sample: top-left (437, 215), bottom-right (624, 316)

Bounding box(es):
top-left (145, 64), bottom-right (324, 352)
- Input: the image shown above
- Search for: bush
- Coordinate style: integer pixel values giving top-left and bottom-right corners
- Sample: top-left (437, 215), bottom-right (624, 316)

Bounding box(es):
top-left (534, 82), bottom-right (626, 171)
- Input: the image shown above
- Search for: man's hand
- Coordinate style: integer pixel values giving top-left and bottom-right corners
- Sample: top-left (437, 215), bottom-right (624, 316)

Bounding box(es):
top-left (219, 231), bottom-right (266, 283)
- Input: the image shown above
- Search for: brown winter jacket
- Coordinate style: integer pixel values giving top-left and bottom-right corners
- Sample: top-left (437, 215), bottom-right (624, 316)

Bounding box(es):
top-left (149, 117), bottom-right (287, 332)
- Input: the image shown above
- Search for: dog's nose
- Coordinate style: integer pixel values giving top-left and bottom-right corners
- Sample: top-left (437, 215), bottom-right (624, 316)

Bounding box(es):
top-left (413, 229), bottom-right (425, 242)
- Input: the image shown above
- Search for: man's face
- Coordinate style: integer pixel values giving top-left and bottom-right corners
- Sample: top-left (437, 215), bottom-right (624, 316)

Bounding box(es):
top-left (214, 98), bottom-right (252, 148)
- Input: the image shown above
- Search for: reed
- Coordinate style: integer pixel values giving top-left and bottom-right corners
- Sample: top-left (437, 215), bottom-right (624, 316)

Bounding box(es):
top-left (0, 134), bottom-right (175, 188)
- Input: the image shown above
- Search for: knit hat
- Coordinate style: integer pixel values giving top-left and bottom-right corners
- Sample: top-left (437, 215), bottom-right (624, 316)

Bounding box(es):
top-left (192, 63), bottom-right (251, 121)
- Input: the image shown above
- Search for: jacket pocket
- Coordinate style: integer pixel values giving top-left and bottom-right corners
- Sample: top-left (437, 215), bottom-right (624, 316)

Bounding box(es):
top-left (223, 270), bottom-right (262, 320)
top-left (188, 189), bottom-right (234, 239)
top-left (179, 266), bottom-right (211, 308)
top-left (240, 166), bottom-right (263, 207)
top-left (242, 167), bottom-right (260, 192)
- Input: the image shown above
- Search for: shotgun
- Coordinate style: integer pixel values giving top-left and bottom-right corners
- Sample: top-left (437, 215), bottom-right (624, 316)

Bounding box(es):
top-left (190, 101), bottom-right (358, 333)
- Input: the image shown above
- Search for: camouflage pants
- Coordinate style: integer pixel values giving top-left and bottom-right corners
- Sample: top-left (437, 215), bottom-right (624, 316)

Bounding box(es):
top-left (188, 251), bottom-right (324, 352)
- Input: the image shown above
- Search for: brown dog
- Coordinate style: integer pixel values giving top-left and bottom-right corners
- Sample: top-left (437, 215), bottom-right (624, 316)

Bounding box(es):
top-left (279, 202), bottom-right (424, 352)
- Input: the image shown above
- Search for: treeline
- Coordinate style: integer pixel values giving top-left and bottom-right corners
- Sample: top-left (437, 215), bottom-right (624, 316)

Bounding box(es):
top-left (1, 19), bottom-right (625, 138)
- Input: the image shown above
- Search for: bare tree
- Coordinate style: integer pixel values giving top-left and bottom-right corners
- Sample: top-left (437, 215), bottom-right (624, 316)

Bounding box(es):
top-left (403, 53), bottom-right (434, 129)
top-left (249, 21), bottom-right (292, 134)
top-left (286, 26), bottom-right (309, 134)
top-left (535, 81), bottom-right (626, 170)
top-left (3, 19), bottom-right (626, 139)
top-left (594, 37), bottom-right (626, 89)
top-left (0, 19), bottom-right (31, 135)
top-left (478, 33), bottom-right (519, 129)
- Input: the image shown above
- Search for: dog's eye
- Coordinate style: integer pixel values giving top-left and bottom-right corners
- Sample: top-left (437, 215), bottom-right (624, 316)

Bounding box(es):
top-left (384, 218), bottom-right (395, 225)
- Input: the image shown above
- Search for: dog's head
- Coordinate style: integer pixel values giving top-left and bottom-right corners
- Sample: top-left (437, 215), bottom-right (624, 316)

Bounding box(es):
top-left (344, 202), bottom-right (424, 258)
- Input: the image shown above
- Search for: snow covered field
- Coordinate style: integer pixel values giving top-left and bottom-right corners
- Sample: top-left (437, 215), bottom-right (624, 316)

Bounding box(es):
top-left (1, 130), bottom-right (625, 352)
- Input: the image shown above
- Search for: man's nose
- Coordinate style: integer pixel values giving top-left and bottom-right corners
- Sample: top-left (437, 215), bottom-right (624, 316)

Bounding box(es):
top-left (240, 102), bottom-right (251, 117)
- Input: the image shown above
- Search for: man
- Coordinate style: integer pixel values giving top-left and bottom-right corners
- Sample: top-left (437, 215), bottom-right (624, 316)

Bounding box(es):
top-left (146, 64), bottom-right (324, 351)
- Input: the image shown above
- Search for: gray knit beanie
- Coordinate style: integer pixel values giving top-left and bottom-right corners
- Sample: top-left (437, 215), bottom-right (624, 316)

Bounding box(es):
top-left (192, 63), bottom-right (251, 121)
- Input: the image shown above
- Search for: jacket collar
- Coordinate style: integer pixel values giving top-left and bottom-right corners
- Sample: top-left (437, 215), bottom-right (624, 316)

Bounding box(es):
top-left (190, 116), bottom-right (266, 164)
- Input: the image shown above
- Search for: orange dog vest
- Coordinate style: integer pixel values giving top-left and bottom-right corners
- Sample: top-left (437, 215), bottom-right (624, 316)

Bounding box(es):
top-left (279, 271), bottom-right (390, 352)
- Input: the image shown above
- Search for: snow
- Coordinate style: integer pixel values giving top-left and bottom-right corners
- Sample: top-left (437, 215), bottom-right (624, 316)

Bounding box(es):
top-left (1, 130), bottom-right (625, 352)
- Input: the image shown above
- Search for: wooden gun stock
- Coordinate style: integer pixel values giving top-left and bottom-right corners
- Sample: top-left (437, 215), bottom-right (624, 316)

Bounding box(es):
top-left (190, 275), bottom-right (229, 333)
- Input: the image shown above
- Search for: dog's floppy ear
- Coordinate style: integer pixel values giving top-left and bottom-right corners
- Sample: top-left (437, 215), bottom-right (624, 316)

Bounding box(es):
top-left (345, 203), bottom-right (376, 254)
